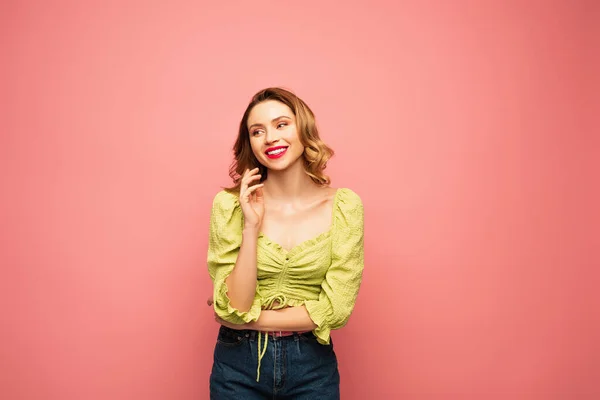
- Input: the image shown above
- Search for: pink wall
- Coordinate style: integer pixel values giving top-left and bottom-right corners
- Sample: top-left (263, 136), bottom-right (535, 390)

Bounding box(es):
top-left (2, 1), bottom-right (598, 398)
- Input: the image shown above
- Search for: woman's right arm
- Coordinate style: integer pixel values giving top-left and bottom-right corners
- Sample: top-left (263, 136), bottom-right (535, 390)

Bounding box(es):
top-left (224, 226), bottom-right (260, 312)
top-left (207, 168), bottom-right (265, 323)
top-left (225, 168), bottom-right (265, 312)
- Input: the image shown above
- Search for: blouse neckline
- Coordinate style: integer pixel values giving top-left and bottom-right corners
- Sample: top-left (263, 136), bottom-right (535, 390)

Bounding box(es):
top-left (257, 188), bottom-right (341, 256)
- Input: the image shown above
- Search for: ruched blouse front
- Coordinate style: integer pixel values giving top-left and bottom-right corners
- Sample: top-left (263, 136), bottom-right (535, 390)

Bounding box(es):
top-left (207, 187), bottom-right (364, 346)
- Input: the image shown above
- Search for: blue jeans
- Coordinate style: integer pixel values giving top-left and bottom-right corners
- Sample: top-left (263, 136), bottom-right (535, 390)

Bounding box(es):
top-left (210, 325), bottom-right (340, 399)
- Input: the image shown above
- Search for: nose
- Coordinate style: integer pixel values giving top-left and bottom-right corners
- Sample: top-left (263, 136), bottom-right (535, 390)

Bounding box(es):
top-left (264, 128), bottom-right (280, 145)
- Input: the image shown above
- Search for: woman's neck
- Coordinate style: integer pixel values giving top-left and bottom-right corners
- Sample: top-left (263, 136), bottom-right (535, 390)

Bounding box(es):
top-left (263, 162), bottom-right (320, 201)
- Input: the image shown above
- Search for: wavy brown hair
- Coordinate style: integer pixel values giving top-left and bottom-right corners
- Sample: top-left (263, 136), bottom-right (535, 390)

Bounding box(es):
top-left (226, 87), bottom-right (334, 193)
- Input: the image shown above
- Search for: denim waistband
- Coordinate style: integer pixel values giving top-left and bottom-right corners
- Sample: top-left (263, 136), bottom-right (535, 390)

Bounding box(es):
top-left (219, 325), bottom-right (315, 382)
top-left (219, 325), bottom-right (313, 341)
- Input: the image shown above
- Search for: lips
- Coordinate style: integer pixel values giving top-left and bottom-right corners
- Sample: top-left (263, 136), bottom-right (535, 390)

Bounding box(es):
top-left (265, 146), bottom-right (288, 159)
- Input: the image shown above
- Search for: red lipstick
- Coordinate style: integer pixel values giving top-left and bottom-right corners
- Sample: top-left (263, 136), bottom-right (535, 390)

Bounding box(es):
top-left (265, 146), bottom-right (288, 159)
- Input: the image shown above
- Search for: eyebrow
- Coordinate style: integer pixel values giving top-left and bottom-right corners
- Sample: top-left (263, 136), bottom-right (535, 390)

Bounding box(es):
top-left (248, 115), bottom-right (292, 130)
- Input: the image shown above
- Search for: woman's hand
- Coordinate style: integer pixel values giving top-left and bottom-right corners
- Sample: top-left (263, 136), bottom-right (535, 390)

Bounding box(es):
top-left (239, 168), bottom-right (265, 229)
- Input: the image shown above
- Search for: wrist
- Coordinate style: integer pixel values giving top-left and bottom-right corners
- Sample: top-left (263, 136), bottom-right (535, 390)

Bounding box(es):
top-left (249, 311), bottom-right (270, 331)
top-left (247, 320), bottom-right (258, 330)
top-left (242, 225), bottom-right (260, 236)
top-left (247, 314), bottom-right (263, 331)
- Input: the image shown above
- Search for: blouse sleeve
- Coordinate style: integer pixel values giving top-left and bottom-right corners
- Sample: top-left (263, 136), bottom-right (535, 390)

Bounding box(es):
top-left (304, 188), bottom-right (365, 344)
top-left (207, 190), bottom-right (262, 324)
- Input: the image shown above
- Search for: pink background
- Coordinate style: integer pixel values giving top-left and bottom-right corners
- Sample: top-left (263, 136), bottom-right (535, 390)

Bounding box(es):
top-left (2, 1), bottom-right (598, 399)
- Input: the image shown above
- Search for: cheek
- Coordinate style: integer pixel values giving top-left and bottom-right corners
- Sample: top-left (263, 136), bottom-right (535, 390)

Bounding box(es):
top-left (285, 128), bottom-right (301, 145)
top-left (290, 138), bottom-right (304, 158)
top-left (290, 131), bottom-right (304, 153)
top-left (249, 139), bottom-right (262, 155)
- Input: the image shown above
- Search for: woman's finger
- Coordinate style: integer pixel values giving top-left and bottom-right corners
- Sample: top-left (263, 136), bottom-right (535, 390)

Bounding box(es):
top-left (240, 169), bottom-right (260, 196)
top-left (241, 167), bottom-right (258, 180)
top-left (241, 171), bottom-right (261, 186)
top-left (241, 183), bottom-right (264, 203)
top-left (239, 169), bottom-right (249, 193)
top-left (255, 184), bottom-right (264, 202)
top-left (244, 183), bottom-right (264, 198)
top-left (242, 174), bottom-right (261, 186)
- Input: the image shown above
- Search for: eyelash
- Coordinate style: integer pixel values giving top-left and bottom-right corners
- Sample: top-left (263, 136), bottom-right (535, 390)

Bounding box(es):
top-left (251, 122), bottom-right (288, 136)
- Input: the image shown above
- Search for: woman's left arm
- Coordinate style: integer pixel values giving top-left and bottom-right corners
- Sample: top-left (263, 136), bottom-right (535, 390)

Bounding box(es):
top-left (215, 306), bottom-right (317, 332)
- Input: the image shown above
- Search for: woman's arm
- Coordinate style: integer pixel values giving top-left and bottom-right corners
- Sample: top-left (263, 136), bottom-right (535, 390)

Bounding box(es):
top-left (252, 306), bottom-right (318, 331)
top-left (214, 168), bottom-right (264, 314)
top-left (223, 226), bottom-right (259, 312)
top-left (208, 186), bottom-right (263, 324)
top-left (214, 306), bottom-right (317, 332)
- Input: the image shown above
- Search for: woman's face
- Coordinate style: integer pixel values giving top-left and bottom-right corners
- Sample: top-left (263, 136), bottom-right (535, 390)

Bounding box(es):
top-left (247, 100), bottom-right (304, 172)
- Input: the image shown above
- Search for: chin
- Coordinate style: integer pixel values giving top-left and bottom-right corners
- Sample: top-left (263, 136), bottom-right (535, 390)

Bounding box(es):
top-left (259, 152), bottom-right (303, 172)
top-left (263, 162), bottom-right (290, 171)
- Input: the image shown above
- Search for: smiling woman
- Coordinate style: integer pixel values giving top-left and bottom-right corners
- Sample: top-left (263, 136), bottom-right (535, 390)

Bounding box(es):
top-left (206, 87), bottom-right (364, 399)
top-left (249, 107), bottom-right (302, 164)
top-left (228, 87), bottom-right (334, 190)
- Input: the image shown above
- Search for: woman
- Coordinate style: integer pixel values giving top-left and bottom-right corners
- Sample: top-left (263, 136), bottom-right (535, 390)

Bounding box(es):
top-left (206, 87), bottom-right (364, 399)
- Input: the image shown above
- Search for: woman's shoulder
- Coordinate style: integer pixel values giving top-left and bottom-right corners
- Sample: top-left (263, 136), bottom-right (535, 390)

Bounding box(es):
top-left (330, 187), bottom-right (363, 231)
top-left (334, 187), bottom-right (363, 208)
top-left (209, 190), bottom-right (243, 233)
top-left (211, 189), bottom-right (241, 212)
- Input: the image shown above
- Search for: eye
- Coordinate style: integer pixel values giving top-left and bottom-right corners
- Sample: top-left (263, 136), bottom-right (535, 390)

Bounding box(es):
top-left (251, 129), bottom-right (263, 136)
top-left (277, 122), bottom-right (288, 128)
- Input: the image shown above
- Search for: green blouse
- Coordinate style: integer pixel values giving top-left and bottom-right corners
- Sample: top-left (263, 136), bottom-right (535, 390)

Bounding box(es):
top-left (207, 187), bottom-right (364, 379)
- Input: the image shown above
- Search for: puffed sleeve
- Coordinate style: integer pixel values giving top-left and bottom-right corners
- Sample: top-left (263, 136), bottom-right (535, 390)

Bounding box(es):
top-left (304, 188), bottom-right (365, 344)
top-left (207, 190), bottom-right (262, 324)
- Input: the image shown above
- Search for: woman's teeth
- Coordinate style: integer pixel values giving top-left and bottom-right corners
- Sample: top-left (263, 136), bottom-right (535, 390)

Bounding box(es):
top-left (267, 148), bottom-right (286, 155)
